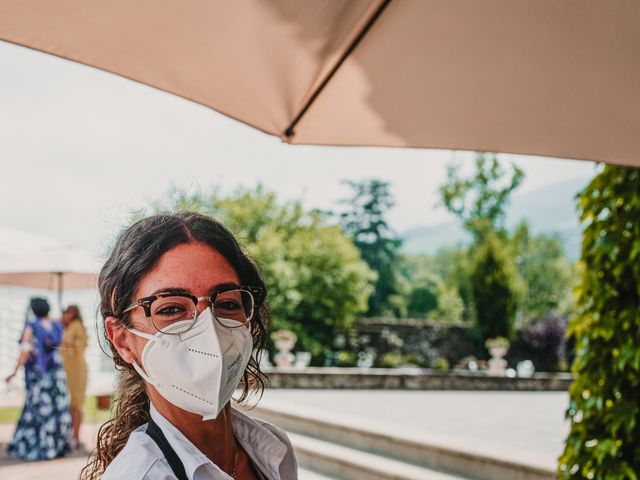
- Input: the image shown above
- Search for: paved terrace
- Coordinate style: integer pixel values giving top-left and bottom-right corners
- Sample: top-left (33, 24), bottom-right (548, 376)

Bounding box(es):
top-left (255, 389), bottom-right (569, 472)
top-left (0, 390), bottom-right (569, 479)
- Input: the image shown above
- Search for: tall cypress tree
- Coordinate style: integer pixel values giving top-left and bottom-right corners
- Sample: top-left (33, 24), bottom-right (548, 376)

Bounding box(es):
top-left (340, 179), bottom-right (402, 316)
top-left (470, 232), bottom-right (518, 339)
top-left (440, 154), bottom-right (523, 336)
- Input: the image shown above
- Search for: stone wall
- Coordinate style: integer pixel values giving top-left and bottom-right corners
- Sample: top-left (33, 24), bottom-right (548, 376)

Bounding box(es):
top-left (356, 317), bottom-right (478, 367)
top-left (264, 367), bottom-right (573, 391)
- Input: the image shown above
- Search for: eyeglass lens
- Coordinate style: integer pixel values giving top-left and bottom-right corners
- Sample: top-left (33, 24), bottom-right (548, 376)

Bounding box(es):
top-left (149, 290), bottom-right (254, 333)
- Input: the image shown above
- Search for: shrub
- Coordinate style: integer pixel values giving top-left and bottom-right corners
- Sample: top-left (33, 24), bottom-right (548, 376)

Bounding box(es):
top-left (402, 353), bottom-right (424, 367)
top-left (433, 357), bottom-right (450, 371)
top-left (485, 336), bottom-right (510, 350)
top-left (334, 351), bottom-right (358, 367)
top-left (508, 317), bottom-right (567, 372)
top-left (379, 352), bottom-right (403, 368)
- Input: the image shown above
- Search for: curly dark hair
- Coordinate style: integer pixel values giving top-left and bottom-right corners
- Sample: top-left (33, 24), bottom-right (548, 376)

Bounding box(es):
top-left (81, 212), bottom-right (269, 480)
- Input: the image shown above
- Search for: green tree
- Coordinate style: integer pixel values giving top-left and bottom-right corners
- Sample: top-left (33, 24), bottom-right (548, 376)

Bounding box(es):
top-left (340, 179), bottom-right (403, 316)
top-left (440, 153), bottom-right (524, 241)
top-left (154, 185), bottom-right (374, 360)
top-left (433, 285), bottom-right (465, 324)
top-left (439, 154), bottom-right (524, 333)
top-left (399, 254), bottom-right (437, 318)
top-left (432, 246), bottom-right (474, 322)
top-left (407, 277), bottom-right (439, 318)
top-left (470, 232), bottom-right (519, 339)
top-left (511, 222), bottom-right (574, 319)
top-left (559, 165), bottom-right (640, 479)
top-left (400, 254), bottom-right (464, 322)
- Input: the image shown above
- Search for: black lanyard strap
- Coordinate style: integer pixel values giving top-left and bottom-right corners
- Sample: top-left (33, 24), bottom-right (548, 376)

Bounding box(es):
top-left (145, 417), bottom-right (272, 480)
top-left (145, 417), bottom-right (189, 480)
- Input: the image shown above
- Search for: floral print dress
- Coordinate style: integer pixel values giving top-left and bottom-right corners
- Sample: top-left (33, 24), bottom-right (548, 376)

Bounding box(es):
top-left (8, 318), bottom-right (73, 460)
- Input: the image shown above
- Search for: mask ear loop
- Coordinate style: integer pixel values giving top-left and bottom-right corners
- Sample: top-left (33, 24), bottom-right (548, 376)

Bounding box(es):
top-left (128, 327), bottom-right (157, 342)
top-left (128, 328), bottom-right (161, 388)
top-left (131, 361), bottom-right (157, 387)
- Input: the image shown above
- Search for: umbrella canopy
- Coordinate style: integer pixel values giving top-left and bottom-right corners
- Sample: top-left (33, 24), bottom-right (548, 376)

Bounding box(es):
top-left (0, 245), bottom-right (100, 307)
top-left (0, 245), bottom-right (100, 290)
top-left (1, 0), bottom-right (639, 166)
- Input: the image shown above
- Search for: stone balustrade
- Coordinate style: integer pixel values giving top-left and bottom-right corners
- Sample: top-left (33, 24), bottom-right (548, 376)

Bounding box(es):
top-left (263, 367), bottom-right (573, 391)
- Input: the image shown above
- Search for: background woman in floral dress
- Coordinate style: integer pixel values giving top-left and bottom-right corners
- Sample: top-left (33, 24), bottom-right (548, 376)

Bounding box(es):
top-left (4, 297), bottom-right (73, 460)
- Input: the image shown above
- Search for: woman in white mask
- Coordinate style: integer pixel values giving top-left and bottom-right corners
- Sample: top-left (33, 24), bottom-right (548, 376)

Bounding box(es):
top-left (81, 213), bottom-right (297, 480)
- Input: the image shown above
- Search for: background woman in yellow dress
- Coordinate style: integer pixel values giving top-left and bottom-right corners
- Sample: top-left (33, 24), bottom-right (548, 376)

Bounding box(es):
top-left (61, 305), bottom-right (88, 449)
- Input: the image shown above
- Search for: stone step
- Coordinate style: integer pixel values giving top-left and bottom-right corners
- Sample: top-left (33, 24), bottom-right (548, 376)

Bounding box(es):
top-left (290, 432), bottom-right (470, 480)
top-left (299, 467), bottom-right (338, 480)
top-left (0, 446), bottom-right (333, 480)
top-left (246, 404), bottom-right (555, 480)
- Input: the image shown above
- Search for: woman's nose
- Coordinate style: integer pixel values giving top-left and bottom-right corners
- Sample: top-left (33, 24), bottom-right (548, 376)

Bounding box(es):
top-left (195, 298), bottom-right (213, 316)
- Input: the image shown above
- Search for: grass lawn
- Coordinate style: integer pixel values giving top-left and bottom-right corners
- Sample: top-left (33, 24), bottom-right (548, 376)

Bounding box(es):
top-left (0, 396), bottom-right (112, 424)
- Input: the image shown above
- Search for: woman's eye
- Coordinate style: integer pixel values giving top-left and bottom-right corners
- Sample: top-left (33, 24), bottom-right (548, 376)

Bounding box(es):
top-left (215, 300), bottom-right (241, 311)
top-left (155, 304), bottom-right (186, 316)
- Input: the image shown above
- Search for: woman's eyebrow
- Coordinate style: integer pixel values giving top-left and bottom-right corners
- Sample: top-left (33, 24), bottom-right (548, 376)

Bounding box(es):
top-left (209, 282), bottom-right (240, 295)
top-left (148, 287), bottom-right (191, 296)
top-left (148, 283), bottom-right (241, 297)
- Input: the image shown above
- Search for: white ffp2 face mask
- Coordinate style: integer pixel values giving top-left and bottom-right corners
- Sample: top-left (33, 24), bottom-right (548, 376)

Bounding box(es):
top-left (129, 307), bottom-right (253, 420)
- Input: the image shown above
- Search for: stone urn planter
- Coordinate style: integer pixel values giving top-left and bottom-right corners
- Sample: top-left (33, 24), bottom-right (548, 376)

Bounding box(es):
top-left (271, 329), bottom-right (297, 368)
top-left (485, 337), bottom-right (510, 376)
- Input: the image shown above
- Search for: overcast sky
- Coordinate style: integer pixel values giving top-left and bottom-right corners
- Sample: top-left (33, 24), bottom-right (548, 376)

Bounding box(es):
top-left (0, 41), bottom-right (597, 256)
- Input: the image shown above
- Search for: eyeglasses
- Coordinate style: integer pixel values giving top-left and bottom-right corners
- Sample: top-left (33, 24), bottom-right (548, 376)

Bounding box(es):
top-left (122, 286), bottom-right (263, 334)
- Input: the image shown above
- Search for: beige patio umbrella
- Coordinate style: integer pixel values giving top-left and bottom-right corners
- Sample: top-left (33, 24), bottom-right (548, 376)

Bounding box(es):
top-left (0, 0), bottom-right (638, 166)
top-left (0, 245), bottom-right (100, 309)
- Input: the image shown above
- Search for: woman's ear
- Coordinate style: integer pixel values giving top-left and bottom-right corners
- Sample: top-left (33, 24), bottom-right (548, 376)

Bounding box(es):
top-left (105, 316), bottom-right (135, 364)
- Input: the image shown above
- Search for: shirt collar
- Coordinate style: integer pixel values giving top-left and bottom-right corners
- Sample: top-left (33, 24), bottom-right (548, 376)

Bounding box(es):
top-left (149, 403), bottom-right (288, 480)
top-left (231, 408), bottom-right (288, 479)
top-left (150, 404), bottom-right (214, 479)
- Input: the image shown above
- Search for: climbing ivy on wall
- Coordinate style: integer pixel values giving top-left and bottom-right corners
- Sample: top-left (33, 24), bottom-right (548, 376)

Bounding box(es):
top-left (559, 165), bottom-right (640, 479)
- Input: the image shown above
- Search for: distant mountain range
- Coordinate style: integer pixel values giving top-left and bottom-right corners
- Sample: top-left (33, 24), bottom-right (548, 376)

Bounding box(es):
top-left (402, 176), bottom-right (593, 260)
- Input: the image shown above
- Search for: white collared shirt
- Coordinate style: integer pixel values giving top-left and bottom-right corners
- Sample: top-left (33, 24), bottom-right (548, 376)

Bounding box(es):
top-left (103, 404), bottom-right (298, 480)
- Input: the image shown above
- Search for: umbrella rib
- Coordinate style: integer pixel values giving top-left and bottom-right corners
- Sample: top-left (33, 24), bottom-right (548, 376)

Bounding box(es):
top-left (283, 0), bottom-right (392, 140)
